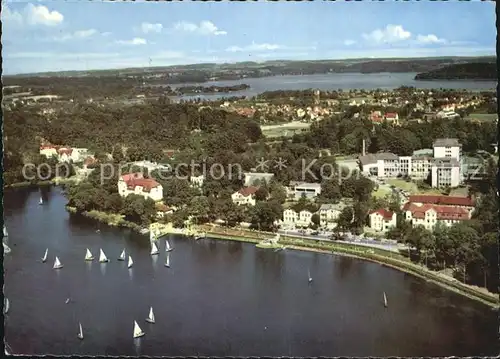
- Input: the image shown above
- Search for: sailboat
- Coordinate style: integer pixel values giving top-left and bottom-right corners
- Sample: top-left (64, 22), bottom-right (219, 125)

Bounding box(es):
top-left (133, 320), bottom-right (145, 338)
top-left (118, 249), bottom-right (126, 261)
top-left (39, 196), bottom-right (43, 205)
top-left (164, 253), bottom-right (170, 268)
top-left (150, 242), bottom-right (159, 255)
top-left (383, 292), bottom-right (388, 308)
top-left (53, 256), bottom-right (63, 269)
top-left (308, 269), bottom-right (313, 283)
top-left (85, 248), bottom-right (94, 261)
top-left (99, 248), bottom-right (110, 263)
top-left (77, 322), bottom-right (84, 340)
top-left (165, 239), bottom-right (173, 252)
top-left (42, 248), bottom-right (48, 263)
top-left (128, 256), bottom-right (134, 269)
top-left (145, 307), bottom-right (155, 324)
top-left (3, 225), bottom-right (8, 237)
top-left (149, 230), bottom-right (156, 242)
top-left (4, 297), bottom-right (9, 315)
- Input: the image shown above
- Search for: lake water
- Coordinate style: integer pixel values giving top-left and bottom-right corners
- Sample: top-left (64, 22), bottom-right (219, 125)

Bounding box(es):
top-left (3, 187), bottom-right (498, 356)
top-left (167, 73), bottom-right (497, 101)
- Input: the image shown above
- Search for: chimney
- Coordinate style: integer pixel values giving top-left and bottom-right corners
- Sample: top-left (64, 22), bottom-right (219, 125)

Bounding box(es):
top-left (362, 139), bottom-right (366, 156)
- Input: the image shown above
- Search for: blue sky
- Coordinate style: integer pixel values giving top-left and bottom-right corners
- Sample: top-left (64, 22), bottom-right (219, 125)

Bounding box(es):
top-left (2, 0), bottom-right (496, 75)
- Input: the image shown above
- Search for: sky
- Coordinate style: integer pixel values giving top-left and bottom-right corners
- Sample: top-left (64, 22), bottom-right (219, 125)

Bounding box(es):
top-left (1, 0), bottom-right (496, 75)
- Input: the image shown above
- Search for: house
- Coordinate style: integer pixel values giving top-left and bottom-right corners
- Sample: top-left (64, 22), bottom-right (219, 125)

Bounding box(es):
top-left (155, 203), bottom-right (174, 219)
top-left (83, 156), bottom-right (98, 169)
top-left (231, 186), bottom-right (259, 206)
top-left (318, 203), bottom-right (343, 229)
top-left (40, 145), bottom-right (59, 158)
top-left (370, 111), bottom-right (383, 124)
top-left (282, 209), bottom-right (299, 228)
top-left (368, 209), bottom-right (397, 233)
top-left (118, 173), bottom-right (163, 202)
top-left (57, 147), bottom-right (74, 162)
top-left (297, 210), bottom-right (314, 228)
top-left (403, 203), bottom-right (470, 231)
top-left (243, 172), bottom-right (274, 187)
top-left (288, 182), bottom-right (322, 200)
top-left (190, 175), bottom-right (205, 188)
top-left (384, 112), bottom-right (399, 125)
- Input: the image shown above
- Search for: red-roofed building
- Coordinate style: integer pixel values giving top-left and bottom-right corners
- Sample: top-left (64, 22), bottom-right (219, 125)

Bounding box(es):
top-left (407, 195), bottom-right (474, 213)
top-left (384, 112), bottom-right (400, 125)
top-left (118, 172), bottom-right (163, 201)
top-left (231, 186), bottom-right (260, 206)
top-left (39, 145), bottom-right (59, 158)
top-left (403, 202), bottom-right (470, 231)
top-left (370, 111), bottom-right (383, 124)
top-left (368, 209), bottom-right (397, 233)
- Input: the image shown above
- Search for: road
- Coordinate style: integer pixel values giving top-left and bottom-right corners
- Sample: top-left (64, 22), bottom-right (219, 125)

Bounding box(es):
top-left (277, 229), bottom-right (405, 253)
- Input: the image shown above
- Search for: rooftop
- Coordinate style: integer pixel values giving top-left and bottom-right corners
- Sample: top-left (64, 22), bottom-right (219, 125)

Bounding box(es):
top-left (433, 138), bottom-right (461, 147)
top-left (359, 152), bottom-right (399, 165)
top-left (369, 209), bottom-right (395, 220)
top-left (407, 194), bottom-right (474, 207)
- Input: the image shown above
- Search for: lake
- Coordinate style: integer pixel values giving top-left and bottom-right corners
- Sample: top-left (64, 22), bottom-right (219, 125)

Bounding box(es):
top-left (3, 186), bottom-right (498, 356)
top-left (165, 73), bottom-right (497, 101)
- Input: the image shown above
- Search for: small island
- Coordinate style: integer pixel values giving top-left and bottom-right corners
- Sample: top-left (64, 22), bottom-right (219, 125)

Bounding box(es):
top-left (414, 62), bottom-right (497, 81)
top-left (175, 84), bottom-right (250, 95)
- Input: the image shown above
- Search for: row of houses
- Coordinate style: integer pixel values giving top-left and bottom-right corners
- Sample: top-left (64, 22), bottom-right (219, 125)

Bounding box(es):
top-left (40, 145), bottom-right (94, 164)
top-left (359, 138), bottom-right (462, 188)
top-left (368, 194), bottom-right (475, 233)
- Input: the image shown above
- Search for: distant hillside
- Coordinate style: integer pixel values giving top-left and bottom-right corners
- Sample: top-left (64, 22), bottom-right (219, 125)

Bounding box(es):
top-left (414, 62), bottom-right (497, 80)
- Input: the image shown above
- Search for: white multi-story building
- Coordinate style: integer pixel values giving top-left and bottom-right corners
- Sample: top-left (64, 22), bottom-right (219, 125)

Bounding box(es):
top-left (432, 138), bottom-right (461, 162)
top-left (358, 139), bottom-right (462, 188)
top-left (431, 158), bottom-right (461, 188)
top-left (288, 181), bottom-right (322, 200)
top-left (39, 145), bottom-right (91, 163)
top-left (318, 203), bottom-right (344, 229)
top-left (118, 173), bottom-right (163, 202)
top-left (368, 209), bottom-right (397, 233)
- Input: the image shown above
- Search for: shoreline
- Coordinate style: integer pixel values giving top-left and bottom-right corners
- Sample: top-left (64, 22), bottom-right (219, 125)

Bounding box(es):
top-left (204, 231), bottom-right (499, 309)
top-left (63, 206), bottom-right (499, 309)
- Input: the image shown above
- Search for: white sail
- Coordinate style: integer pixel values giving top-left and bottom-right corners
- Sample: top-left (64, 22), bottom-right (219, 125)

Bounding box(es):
top-left (39, 197), bottom-right (43, 205)
top-left (150, 242), bottom-right (159, 255)
top-left (133, 320), bottom-right (145, 338)
top-left (78, 323), bottom-right (84, 339)
top-left (146, 307), bottom-right (155, 323)
top-left (165, 240), bottom-right (172, 252)
top-left (53, 256), bottom-right (63, 269)
top-left (128, 256), bottom-right (133, 268)
top-left (308, 269), bottom-right (312, 282)
top-left (85, 248), bottom-right (94, 261)
top-left (118, 249), bottom-right (126, 261)
top-left (99, 248), bottom-right (109, 262)
top-left (42, 248), bottom-right (48, 262)
top-left (165, 254), bottom-right (170, 268)
top-left (383, 292), bottom-right (388, 307)
top-left (3, 226), bottom-right (8, 237)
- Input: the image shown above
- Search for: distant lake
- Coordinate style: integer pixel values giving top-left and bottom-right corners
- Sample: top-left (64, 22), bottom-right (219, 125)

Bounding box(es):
top-left (166, 73), bottom-right (497, 101)
top-left (3, 186), bottom-right (498, 356)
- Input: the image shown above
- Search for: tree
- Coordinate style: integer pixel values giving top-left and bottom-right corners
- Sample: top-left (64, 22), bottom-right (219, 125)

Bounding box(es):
top-left (255, 187), bottom-right (269, 201)
top-left (311, 213), bottom-right (321, 229)
top-left (187, 196), bottom-right (210, 224)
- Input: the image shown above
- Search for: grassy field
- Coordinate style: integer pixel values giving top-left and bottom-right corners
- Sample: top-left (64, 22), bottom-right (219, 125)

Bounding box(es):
top-left (465, 113), bottom-right (498, 122)
top-left (261, 121), bottom-right (310, 138)
top-left (386, 179), bottom-right (442, 195)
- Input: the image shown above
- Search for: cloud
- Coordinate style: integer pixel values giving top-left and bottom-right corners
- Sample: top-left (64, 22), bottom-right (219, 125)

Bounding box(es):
top-left (1, 6), bottom-right (24, 26)
top-left (226, 42), bottom-right (283, 52)
top-left (140, 22), bottom-right (163, 34)
top-left (416, 34), bottom-right (446, 45)
top-left (2, 4), bottom-right (63, 27)
top-left (115, 37), bottom-right (147, 46)
top-left (343, 40), bottom-right (356, 46)
top-left (25, 4), bottom-right (63, 26)
top-left (172, 21), bottom-right (227, 36)
top-left (50, 29), bottom-right (98, 42)
top-left (5, 52), bottom-right (122, 60)
top-left (362, 24), bottom-right (411, 44)
top-left (102, 32), bottom-right (112, 37)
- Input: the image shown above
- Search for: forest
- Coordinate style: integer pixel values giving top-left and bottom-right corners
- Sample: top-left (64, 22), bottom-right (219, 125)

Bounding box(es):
top-left (414, 62), bottom-right (497, 80)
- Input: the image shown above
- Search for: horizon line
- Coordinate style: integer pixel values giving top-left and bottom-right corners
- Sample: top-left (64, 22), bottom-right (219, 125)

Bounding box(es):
top-left (5, 54), bottom-right (496, 77)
